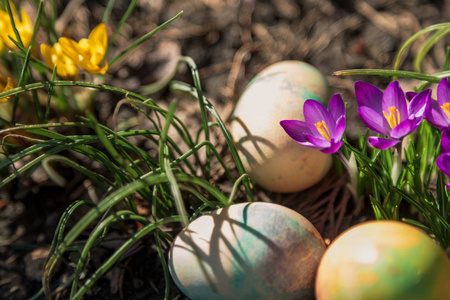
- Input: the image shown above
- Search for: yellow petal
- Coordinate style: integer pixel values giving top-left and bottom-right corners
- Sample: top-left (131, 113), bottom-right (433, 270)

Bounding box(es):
top-left (57, 23), bottom-right (108, 75)
top-left (89, 23), bottom-right (107, 50)
top-left (40, 43), bottom-right (53, 66)
top-left (59, 37), bottom-right (81, 63)
top-left (0, 77), bottom-right (14, 102)
top-left (79, 59), bottom-right (108, 75)
top-left (18, 9), bottom-right (33, 47)
top-left (40, 42), bottom-right (79, 79)
top-left (77, 38), bottom-right (95, 58)
top-left (0, 8), bottom-right (33, 49)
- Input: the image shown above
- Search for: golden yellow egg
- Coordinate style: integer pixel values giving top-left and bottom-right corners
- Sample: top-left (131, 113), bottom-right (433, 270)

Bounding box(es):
top-left (315, 220), bottom-right (450, 300)
top-left (230, 61), bottom-right (332, 193)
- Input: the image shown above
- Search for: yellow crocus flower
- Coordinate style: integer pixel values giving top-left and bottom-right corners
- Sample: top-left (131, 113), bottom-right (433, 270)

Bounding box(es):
top-left (0, 7), bottom-right (33, 51)
top-left (0, 73), bottom-right (14, 102)
top-left (40, 42), bottom-right (79, 80)
top-left (58, 23), bottom-right (109, 75)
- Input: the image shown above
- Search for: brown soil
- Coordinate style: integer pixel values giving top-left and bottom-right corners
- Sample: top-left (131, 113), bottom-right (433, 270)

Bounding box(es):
top-left (1, 0), bottom-right (449, 299)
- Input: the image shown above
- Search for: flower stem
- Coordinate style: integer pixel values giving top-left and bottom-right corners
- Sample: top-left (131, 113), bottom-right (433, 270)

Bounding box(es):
top-left (336, 150), bottom-right (361, 209)
top-left (392, 143), bottom-right (403, 184)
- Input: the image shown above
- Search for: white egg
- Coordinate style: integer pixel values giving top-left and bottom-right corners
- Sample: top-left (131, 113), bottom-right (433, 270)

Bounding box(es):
top-left (230, 61), bottom-right (332, 193)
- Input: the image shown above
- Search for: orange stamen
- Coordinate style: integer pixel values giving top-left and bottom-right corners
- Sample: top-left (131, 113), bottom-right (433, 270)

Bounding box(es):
top-left (383, 106), bottom-right (401, 129)
top-left (315, 121), bottom-right (331, 141)
top-left (441, 103), bottom-right (450, 119)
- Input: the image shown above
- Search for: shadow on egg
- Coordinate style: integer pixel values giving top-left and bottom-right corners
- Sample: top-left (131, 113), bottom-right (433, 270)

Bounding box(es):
top-left (169, 202), bottom-right (325, 300)
top-left (231, 116), bottom-right (277, 163)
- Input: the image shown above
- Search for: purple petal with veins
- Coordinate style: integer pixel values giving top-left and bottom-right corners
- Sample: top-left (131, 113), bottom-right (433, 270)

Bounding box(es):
top-left (357, 106), bottom-right (390, 135)
top-left (390, 119), bottom-right (415, 139)
top-left (279, 120), bottom-right (310, 143)
top-left (303, 100), bottom-right (335, 136)
top-left (355, 81), bottom-right (383, 112)
top-left (304, 134), bottom-right (332, 149)
top-left (368, 136), bottom-right (401, 150)
top-left (437, 78), bottom-right (450, 107)
top-left (382, 81), bottom-right (408, 123)
top-left (328, 94), bottom-right (345, 122)
top-left (322, 141), bottom-right (344, 154)
top-left (441, 129), bottom-right (450, 153)
top-left (332, 116), bottom-right (346, 141)
top-left (408, 89), bottom-right (430, 119)
top-left (437, 153), bottom-right (450, 180)
top-left (426, 100), bottom-right (449, 129)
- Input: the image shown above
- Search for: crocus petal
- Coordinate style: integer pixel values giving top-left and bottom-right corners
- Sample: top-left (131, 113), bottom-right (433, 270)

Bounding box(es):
top-left (303, 99), bottom-right (335, 136)
top-left (425, 99), bottom-right (449, 129)
top-left (354, 81), bottom-right (383, 113)
top-left (40, 42), bottom-right (79, 79)
top-left (437, 152), bottom-right (450, 177)
top-left (89, 23), bottom-right (108, 51)
top-left (328, 93), bottom-right (345, 122)
top-left (59, 37), bottom-right (81, 63)
top-left (332, 116), bottom-right (346, 141)
top-left (321, 141), bottom-right (343, 154)
top-left (58, 24), bottom-right (108, 75)
top-left (280, 120), bottom-right (311, 143)
top-left (0, 76), bottom-right (14, 102)
top-left (304, 134), bottom-right (332, 149)
top-left (406, 91), bottom-right (417, 101)
top-left (357, 106), bottom-right (390, 135)
top-left (0, 8), bottom-right (33, 50)
top-left (390, 119), bottom-right (415, 139)
top-left (368, 136), bottom-right (400, 150)
top-left (408, 89), bottom-right (431, 118)
top-left (382, 81), bottom-right (408, 123)
top-left (441, 130), bottom-right (450, 153)
top-left (437, 78), bottom-right (450, 107)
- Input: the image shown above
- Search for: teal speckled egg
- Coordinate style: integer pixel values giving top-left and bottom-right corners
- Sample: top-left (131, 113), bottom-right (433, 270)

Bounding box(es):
top-left (230, 61), bottom-right (331, 193)
top-left (169, 202), bottom-right (326, 300)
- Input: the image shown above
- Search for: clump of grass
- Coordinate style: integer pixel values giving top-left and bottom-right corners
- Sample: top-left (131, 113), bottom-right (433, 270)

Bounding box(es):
top-left (0, 1), bottom-right (252, 298)
top-left (335, 22), bottom-right (450, 249)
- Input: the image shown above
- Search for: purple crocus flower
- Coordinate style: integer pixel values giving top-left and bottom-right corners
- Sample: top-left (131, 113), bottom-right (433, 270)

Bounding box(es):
top-left (436, 152), bottom-right (450, 190)
top-left (436, 129), bottom-right (450, 190)
top-left (441, 129), bottom-right (450, 153)
top-left (425, 78), bottom-right (450, 130)
top-left (355, 81), bottom-right (431, 150)
top-left (280, 94), bottom-right (346, 154)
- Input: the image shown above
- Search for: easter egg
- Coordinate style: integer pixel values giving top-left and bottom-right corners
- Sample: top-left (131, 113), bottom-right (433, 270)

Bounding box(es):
top-left (169, 202), bottom-right (326, 300)
top-left (315, 220), bottom-right (450, 300)
top-left (230, 60), bottom-right (332, 193)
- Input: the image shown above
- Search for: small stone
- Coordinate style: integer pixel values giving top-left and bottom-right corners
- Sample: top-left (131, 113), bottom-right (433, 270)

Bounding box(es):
top-left (24, 248), bottom-right (49, 281)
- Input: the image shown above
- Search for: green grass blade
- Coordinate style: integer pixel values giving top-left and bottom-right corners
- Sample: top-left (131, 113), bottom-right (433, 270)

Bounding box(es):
top-left (180, 56), bottom-right (211, 180)
top-left (159, 100), bottom-right (189, 227)
top-left (107, 0), bottom-right (137, 52)
top-left (413, 27), bottom-right (450, 73)
top-left (70, 211), bottom-right (150, 298)
top-left (4, 0), bottom-right (25, 50)
top-left (43, 200), bottom-right (96, 298)
top-left (71, 216), bottom-right (181, 300)
top-left (101, 0), bottom-right (115, 24)
top-left (42, 155), bottom-right (114, 190)
top-left (169, 80), bottom-right (254, 202)
top-left (334, 69), bottom-right (443, 82)
top-left (393, 23), bottom-right (450, 73)
top-left (155, 230), bottom-right (171, 300)
top-left (109, 11), bottom-right (183, 67)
